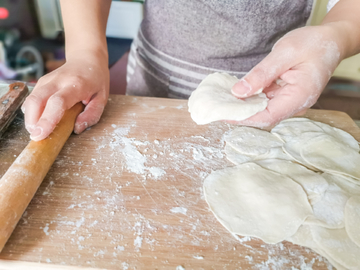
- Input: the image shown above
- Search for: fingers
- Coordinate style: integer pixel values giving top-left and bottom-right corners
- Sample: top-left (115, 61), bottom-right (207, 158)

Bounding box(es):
top-left (74, 93), bottom-right (106, 134)
top-left (22, 73), bottom-right (61, 132)
top-left (22, 54), bottom-right (110, 141)
top-left (239, 83), bottom-right (315, 129)
top-left (237, 58), bottom-right (325, 128)
top-left (23, 94), bottom-right (46, 133)
top-left (30, 85), bottom-right (87, 141)
top-left (231, 47), bottom-right (296, 98)
top-left (22, 82), bottom-right (57, 133)
top-left (30, 96), bottom-right (67, 141)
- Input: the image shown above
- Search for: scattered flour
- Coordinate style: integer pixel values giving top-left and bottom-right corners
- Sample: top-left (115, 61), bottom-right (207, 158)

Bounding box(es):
top-left (116, 245), bottom-right (125, 251)
top-left (254, 255), bottom-right (290, 270)
top-left (134, 236), bottom-right (143, 250)
top-left (193, 255), bottom-right (204, 260)
top-left (43, 224), bottom-right (49, 236)
top-left (148, 167), bottom-right (166, 179)
top-left (110, 128), bottom-right (166, 179)
top-left (192, 148), bottom-right (205, 160)
top-left (75, 217), bottom-right (85, 228)
top-left (10, 115), bottom-right (331, 269)
top-left (170, 207), bottom-right (188, 215)
top-left (122, 262), bottom-right (129, 270)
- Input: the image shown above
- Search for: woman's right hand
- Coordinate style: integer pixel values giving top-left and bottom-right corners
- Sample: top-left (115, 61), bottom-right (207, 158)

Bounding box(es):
top-left (22, 50), bottom-right (109, 141)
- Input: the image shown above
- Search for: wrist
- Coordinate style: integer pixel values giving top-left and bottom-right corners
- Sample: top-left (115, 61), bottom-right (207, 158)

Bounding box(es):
top-left (321, 21), bottom-right (360, 59)
top-left (66, 46), bottom-right (109, 65)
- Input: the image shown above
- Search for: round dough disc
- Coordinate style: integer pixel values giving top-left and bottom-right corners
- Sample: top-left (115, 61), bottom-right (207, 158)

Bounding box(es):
top-left (255, 159), bottom-right (328, 205)
top-left (344, 196), bottom-right (360, 248)
top-left (304, 182), bottom-right (349, 229)
top-left (225, 145), bottom-right (292, 165)
top-left (282, 132), bottom-right (323, 171)
top-left (287, 225), bottom-right (318, 250)
top-left (287, 226), bottom-right (348, 270)
top-left (225, 127), bottom-right (283, 156)
top-left (322, 173), bottom-right (360, 196)
top-left (188, 73), bottom-right (268, 125)
top-left (311, 226), bottom-right (360, 269)
top-left (224, 144), bottom-right (253, 165)
top-left (301, 134), bottom-right (360, 180)
top-left (272, 118), bottom-right (359, 152)
top-left (203, 163), bottom-right (313, 244)
top-left (310, 120), bottom-right (359, 152)
top-left (271, 118), bottom-right (323, 143)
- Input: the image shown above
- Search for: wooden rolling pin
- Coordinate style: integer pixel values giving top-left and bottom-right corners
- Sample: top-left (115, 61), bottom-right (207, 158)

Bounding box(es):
top-left (0, 103), bottom-right (84, 252)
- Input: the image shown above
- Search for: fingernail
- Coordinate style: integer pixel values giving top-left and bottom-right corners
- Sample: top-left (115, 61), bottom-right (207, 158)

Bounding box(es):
top-left (74, 122), bottom-right (88, 134)
top-left (21, 106), bottom-right (25, 113)
top-left (253, 87), bottom-right (263, 95)
top-left (231, 79), bottom-right (252, 98)
top-left (30, 127), bottom-right (43, 140)
top-left (25, 124), bottom-right (35, 133)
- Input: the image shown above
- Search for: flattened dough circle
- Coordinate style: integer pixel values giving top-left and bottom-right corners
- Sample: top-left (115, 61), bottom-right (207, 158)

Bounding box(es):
top-left (225, 126), bottom-right (283, 156)
top-left (203, 163), bottom-right (312, 244)
top-left (188, 73), bottom-right (268, 125)
top-left (344, 196), bottom-right (360, 248)
top-left (311, 226), bottom-right (360, 269)
top-left (301, 134), bottom-right (360, 180)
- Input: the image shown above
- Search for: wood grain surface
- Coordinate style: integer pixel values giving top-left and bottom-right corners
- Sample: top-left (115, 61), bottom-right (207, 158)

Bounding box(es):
top-left (0, 95), bottom-right (359, 269)
top-left (0, 103), bottom-right (84, 252)
top-left (0, 82), bottom-right (28, 138)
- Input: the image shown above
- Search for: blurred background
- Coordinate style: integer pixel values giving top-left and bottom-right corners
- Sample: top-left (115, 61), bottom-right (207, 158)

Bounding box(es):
top-left (0, 0), bottom-right (358, 125)
top-left (0, 0), bottom-right (141, 91)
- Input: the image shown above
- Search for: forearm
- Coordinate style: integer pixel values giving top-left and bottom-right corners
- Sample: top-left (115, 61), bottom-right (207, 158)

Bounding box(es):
top-left (60, 0), bottom-right (112, 59)
top-left (321, 0), bottom-right (360, 58)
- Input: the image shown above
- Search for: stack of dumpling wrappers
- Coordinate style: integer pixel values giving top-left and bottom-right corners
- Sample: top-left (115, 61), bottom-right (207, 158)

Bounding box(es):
top-left (204, 118), bottom-right (360, 270)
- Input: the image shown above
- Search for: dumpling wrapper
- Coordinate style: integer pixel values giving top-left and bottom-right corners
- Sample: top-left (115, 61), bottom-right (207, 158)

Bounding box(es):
top-left (311, 226), bottom-right (360, 269)
top-left (304, 182), bottom-right (349, 229)
top-left (188, 73), bottom-right (268, 125)
top-left (224, 127), bottom-right (291, 164)
top-left (225, 144), bottom-right (292, 165)
top-left (224, 144), bottom-right (253, 165)
top-left (287, 225), bottom-right (318, 250)
top-left (272, 118), bottom-right (359, 152)
top-left (271, 118), bottom-right (324, 143)
top-left (287, 225), bottom-right (347, 270)
top-left (225, 126), bottom-right (283, 156)
top-left (313, 121), bottom-right (359, 152)
top-left (203, 163), bottom-right (312, 244)
top-left (255, 159), bottom-right (328, 205)
top-left (322, 173), bottom-right (360, 196)
top-left (301, 134), bottom-right (360, 180)
top-left (344, 196), bottom-right (360, 248)
top-left (282, 132), bottom-right (323, 171)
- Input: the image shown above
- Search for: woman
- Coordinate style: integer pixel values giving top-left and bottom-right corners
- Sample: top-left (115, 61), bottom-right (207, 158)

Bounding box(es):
top-left (22, 0), bottom-right (360, 141)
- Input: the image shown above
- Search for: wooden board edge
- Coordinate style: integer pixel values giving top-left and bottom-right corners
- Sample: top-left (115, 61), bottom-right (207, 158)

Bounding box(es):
top-left (0, 259), bottom-right (105, 270)
top-left (305, 109), bottom-right (358, 127)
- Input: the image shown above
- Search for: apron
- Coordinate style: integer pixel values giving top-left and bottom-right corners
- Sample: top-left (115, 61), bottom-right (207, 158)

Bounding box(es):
top-left (126, 0), bottom-right (314, 99)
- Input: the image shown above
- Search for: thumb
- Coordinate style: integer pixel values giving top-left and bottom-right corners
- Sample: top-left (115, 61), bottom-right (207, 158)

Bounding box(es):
top-left (231, 50), bottom-right (294, 98)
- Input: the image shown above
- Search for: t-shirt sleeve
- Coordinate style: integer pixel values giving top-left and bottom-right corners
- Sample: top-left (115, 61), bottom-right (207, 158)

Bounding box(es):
top-left (327, 0), bottom-right (340, 12)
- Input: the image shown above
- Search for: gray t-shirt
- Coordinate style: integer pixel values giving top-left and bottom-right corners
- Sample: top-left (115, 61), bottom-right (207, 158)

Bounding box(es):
top-left (126, 0), bottom-right (314, 98)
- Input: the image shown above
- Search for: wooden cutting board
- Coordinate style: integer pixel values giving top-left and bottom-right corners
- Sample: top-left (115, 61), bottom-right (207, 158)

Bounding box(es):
top-left (0, 95), bottom-right (359, 270)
